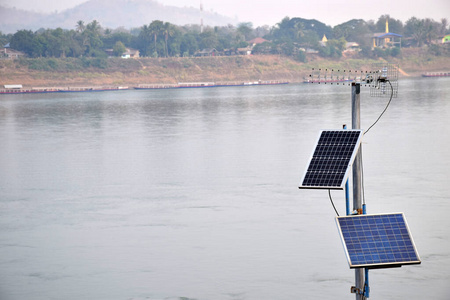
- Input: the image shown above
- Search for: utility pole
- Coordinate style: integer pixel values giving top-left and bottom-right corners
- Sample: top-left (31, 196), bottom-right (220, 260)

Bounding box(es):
top-left (351, 82), bottom-right (364, 300)
top-left (300, 64), bottom-right (406, 299)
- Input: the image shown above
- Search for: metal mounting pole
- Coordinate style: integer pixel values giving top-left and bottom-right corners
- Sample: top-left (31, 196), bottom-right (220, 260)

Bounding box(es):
top-left (343, 124), bottom-right (351, 216)
top-left (352, 82), bottom-right (364, 300)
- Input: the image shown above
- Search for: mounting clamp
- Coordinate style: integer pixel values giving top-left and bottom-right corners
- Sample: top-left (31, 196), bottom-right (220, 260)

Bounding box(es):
top-left (351, 285), bottom-right (369, 298)
top-left (351, 286), bottom-right (362, 294)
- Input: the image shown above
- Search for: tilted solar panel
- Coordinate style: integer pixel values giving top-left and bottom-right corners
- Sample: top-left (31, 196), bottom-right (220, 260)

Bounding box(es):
top-left (299, 130), bottom-right (363, 189)
top-left (336, 213), bottom-right (421, 269)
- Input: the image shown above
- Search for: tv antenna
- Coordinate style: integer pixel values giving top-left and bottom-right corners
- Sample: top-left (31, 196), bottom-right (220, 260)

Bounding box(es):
top-left (299, 63), bottom-right (420, 300)
top-left (306, 62), bottom-right (399, 98)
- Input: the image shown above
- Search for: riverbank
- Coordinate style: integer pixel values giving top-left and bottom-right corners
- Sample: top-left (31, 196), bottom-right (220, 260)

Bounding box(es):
top-left (1, 49), bottom-right (449, 88)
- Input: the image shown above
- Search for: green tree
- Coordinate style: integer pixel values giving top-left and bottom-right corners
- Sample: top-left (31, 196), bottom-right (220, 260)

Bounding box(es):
top-left (10, 30), bottom-right (35, 56)
top-left (168, 26), bottom-right (182, 57)
top-left (267, 17), bottom-right (331, 57)
top-left (439, 18), bottom-right (449, 36)
top-left (162, 22), bottom-right (175, 57)
top-left (83, 20), bottom-right (103, 56)
top-left (66, 30), bottom-right (84, 57)
top-left (333, 19), bottom-right (371, 47)
top-left (113, 41), bottom-right (126, 57)
top-left (301, 30), bottom-right (319, 49)
top-left (237, 22), bottom-right (254, 41)
top-left (102, 30), bottom-right (132, 49)
top-left (76, 20), bottom-right (85, 33)
top-left (290, 18), bottom-right (333, 41)
top-left (137, 24), bottom-right (152, 56)
top-left (405, 17), bottom-right (427, 46)
top-left (180, 33), bottom-right (198, 56)
top-left (212, 24), bottom-right (235, 50)
top-left (255, 25), bottom-right (270, 38)
top-left (0, 31), bottom-right (10, 48)
top-left (50, 28), bottom-right (69, 57)
top-left (281, 41), bottom-right (295, 56)
top-left (423, 18), bottom-right (440, 44)
top-left (198, 29), bottom-right (218, 50)
top-left (149, 20), bottom-right (164, 57)
top-left (319, 38), bottom-right (345, 58)
top-left (86, 20), bottom-right (101, 35)
top-left (295, 22), bottom-right (305, 40)
top-left (271, 17), bottom-right (293, 41)
top-left (31, 34), bottom-right (47, 57)
top-left (217, 36), bottom-right (231, 51)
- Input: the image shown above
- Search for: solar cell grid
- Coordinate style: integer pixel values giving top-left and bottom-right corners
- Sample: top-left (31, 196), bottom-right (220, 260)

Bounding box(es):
top-left (299, 130), bottom-right (362, 189)
top-left (336, 213), bottom-right (421, 269)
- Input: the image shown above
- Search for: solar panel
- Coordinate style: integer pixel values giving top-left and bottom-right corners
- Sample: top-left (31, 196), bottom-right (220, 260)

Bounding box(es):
top-left (336, 213), bottom-right (421, 269)
top-left (299, 130), bottom-right (363, 189)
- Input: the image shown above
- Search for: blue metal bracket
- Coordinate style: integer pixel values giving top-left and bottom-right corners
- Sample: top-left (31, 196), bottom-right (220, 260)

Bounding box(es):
top-left (364, 268), bottom-right (370, 298)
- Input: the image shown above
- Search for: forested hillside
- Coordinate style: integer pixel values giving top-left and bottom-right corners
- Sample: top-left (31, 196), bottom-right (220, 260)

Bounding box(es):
top-left (2, 15), bottom-right (448, 62)
top-left (1, 14), bottom-right (449, 87)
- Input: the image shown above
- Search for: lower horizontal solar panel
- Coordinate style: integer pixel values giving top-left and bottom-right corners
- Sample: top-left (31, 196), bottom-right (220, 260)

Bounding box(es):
top-left (336, 213), bottom-right (421, 269)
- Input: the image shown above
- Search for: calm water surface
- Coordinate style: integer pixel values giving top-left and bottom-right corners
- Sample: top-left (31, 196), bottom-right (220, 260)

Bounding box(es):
top-left (1, 78), bottom-right (449, 300)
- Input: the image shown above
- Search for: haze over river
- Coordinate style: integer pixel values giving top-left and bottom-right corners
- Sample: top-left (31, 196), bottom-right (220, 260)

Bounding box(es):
top-left (1, 78), bottom-right (449, 300)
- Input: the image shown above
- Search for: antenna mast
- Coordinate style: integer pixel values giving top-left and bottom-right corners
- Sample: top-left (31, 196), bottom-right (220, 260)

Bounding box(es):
top-left (352, 82), bottom-right (364, 300)
top-left (299, 64), bottom-right (421, 300)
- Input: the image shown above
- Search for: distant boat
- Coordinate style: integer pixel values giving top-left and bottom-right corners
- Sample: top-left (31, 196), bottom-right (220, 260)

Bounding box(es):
top-left (134, 80), bottom-right (288, 90)
top-left (0, 86), bottom-right (129, 94)
top-left (134, 84), bottom-right (179, 89)
top-left (178, 82), bottom-right (216, 88)
top-left (0, 85), bottom-right (60, 94)
top-left (1, 80), bottom-right (289, 95)
top-left (58, 86), bottom-right (129, 92)
top-left (422, 72), bottom-right (450, 77)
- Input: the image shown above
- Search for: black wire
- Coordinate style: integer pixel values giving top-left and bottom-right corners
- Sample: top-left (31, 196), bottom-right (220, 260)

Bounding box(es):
top-left (364, 80), bottom-right (394, 135)
top-left (360, 145), bottom-right (366, 206)
top-left (328, 189), bottom-right (340, 216)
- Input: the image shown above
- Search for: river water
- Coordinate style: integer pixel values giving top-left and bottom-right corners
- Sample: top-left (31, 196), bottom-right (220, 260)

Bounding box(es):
top-left (1, 78), bottom-right (449, 300)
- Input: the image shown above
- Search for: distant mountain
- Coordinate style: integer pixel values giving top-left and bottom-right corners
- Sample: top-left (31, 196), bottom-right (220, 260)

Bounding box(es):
top-left (0, 6), bottom-right (46, 33)
top-left (0, 0), bottom-right (237, 34)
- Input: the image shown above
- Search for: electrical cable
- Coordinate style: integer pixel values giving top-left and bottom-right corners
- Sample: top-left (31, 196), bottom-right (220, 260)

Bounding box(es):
top-left (362, 79), bottom-right (394, 205)
top-left (364, 80), bottom-right (394, 135)
top-left (328, 189), bottom-right (340, 216)
top-left (360, 145), bottom-right (366, 206)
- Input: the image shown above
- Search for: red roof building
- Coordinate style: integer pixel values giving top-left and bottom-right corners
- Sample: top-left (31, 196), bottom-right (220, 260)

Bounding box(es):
top-left (248, 37), bottom-right (269, 45)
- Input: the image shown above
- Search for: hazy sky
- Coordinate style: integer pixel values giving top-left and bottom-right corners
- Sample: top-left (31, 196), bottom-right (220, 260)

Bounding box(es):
top-left (2, 0), bottom-right (449, 26)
